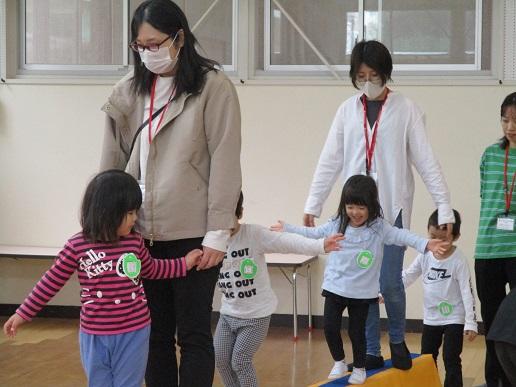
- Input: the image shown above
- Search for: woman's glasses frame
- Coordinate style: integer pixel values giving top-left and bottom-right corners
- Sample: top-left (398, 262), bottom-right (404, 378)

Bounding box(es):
top-left (129, 35), bottom-right (171, 53)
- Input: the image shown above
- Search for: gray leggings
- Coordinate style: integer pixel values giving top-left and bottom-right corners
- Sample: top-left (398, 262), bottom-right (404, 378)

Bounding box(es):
top-left (214, 314), bottom-right (271, 387)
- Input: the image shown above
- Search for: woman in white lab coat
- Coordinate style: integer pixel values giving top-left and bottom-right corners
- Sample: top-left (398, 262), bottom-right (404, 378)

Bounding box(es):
top-left (303, 40), bottom-right (455, 371)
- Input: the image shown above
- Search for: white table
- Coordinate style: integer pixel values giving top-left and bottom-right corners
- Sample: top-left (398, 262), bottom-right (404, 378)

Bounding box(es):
top-left (0, 245), bottom-right (60, 259)
top-left (0, 246), bottom-right (319, 341)
top-left (265, 253), bottom-right (318, 340)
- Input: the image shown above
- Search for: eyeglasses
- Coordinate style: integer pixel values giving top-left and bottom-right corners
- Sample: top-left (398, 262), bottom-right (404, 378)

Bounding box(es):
top-left (356, 75), bottom-right (382, 85)
top-left (129, 35), bottom-right (171, 53)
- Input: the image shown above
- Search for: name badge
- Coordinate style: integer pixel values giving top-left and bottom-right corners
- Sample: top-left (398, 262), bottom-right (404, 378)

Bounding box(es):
top-left (497, 217), bottom-right (515, 231)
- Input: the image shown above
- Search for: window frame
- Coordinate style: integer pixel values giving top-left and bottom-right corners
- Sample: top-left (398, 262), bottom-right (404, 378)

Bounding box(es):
top-left (2, 0), bottom-right (238, 80)
top-left (1, 0), bottom-right (513, 85)
top-left (262, 0), bottom-right (484, 76)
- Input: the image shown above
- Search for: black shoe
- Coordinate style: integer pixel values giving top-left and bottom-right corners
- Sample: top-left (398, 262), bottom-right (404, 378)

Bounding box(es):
top-left (346, 354), bottom-right (385, 371)
top-left (390, 341), bottom-right (412, 370)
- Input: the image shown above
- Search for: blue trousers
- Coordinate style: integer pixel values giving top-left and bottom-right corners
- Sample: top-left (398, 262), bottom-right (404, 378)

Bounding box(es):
top-left (365, 212), bottom-right (406, 355)
top-left (79, 325), bottom-right (150, 387)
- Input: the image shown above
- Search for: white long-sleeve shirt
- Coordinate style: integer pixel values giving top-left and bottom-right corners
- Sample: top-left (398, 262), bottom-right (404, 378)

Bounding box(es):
top-left (304, 91), bottom-right (454, 228)
top-left (218, 223), bottom-right (325, 319)
top-left (403, 248), bottom-right (477, 332)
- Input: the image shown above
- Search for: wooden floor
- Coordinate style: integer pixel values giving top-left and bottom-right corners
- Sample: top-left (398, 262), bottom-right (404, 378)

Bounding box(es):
top-left (0, 317), bottom-right (487, 386)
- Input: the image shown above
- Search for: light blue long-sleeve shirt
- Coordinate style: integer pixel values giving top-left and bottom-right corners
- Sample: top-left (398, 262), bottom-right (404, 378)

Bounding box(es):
top-left (284, 218), bottom-right (428, 299)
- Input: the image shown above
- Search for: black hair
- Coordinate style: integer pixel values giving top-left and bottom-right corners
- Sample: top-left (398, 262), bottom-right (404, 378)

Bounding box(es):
top-left (336, 175), bottom-right (383, 234)
top-left (349, 40), bottom-right (393, 89)
top-left (427, 209), bottom-right (461, 238)
top-left (499, 92), bottom-right (516, 149)
top-left (235, 191), bottom-right (244, 219)
top-left (81, 170), bottom-right (142, 243)
top-left (130, 0), bottom-right (219, 97)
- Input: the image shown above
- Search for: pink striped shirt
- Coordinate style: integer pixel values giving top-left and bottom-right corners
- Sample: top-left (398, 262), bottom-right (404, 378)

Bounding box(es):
top-left (16, 232), bottom-right (187, 335)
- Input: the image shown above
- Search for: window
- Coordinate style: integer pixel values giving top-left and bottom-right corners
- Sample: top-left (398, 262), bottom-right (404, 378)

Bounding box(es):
top-left (255, 0), bottom-right (492, 78)
top-left (16, 0), bottom-right (236, 77)
top-left (1, 0), bottom-right (512, 82)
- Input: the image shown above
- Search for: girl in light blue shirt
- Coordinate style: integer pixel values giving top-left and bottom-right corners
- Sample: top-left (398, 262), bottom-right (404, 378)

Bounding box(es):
top-left (272, 175), bottom-right (448, 384)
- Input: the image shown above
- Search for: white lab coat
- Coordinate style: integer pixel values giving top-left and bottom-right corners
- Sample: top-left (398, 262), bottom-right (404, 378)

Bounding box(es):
top-left (304, 91), bottom-right (454, 228)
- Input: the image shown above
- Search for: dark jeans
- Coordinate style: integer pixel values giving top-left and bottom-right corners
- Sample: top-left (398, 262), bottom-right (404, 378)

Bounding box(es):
top-left (421, 324), bottom-right (464, 387)
top-left (323, 291), bottom-right (371, 368)
top-left (475, 258), bottom-right (516, 387)
top-left (494, 341), bottom-right (516, 387)
top-left (143, 237), bottom-right (221, 387)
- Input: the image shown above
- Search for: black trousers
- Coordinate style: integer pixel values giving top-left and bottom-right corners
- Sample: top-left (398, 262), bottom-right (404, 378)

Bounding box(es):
top-left (475, 258), bottom-right (516, 387)
top-left (421, 324), bottom-right (464, 387)
top-left (494, 341), bottom-right (516, 387)
top-left (143, 237), bottom-right (221, 387)
top-left (323, 291), bottom-right (371, 368)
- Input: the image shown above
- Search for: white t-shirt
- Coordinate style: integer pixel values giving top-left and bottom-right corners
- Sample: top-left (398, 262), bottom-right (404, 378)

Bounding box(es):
top-left (403, 247), bottom-right (478, 332)
top-left (140, 75), bottom-right (175, 186)
top-left (218, 223), bottom-right (325, 319)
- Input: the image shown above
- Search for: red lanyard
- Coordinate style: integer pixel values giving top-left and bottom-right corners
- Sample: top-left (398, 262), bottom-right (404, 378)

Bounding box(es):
top-left (148, 76), bottom-right (176, 144)
top-left (362, 89), bottom-right (389, 175)
top-left (504, 146), bottom-right (516, 215)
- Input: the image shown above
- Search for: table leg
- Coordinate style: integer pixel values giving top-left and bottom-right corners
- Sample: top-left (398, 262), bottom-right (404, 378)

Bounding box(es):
top-left (293, 267), bottom-right (298, 341)
top-left (307, 263), bottom-right (313, 332)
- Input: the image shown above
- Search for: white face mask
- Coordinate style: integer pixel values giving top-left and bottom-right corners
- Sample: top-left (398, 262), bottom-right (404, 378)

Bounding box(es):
top-left (359, 81), bottom-right (386, 100)
top-left (139, 33), bottom-right (180, 74)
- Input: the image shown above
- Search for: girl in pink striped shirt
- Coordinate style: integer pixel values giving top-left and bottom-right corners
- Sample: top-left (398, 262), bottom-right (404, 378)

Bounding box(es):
top-left (3, 170), bottom-right (202, 387)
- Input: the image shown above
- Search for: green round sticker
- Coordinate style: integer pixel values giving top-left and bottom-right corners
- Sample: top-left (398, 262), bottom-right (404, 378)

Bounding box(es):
top-left (356, 250), bottom-right (374, 269)
top-left (240, 258), bottom-right (258, 279)
top-left (438, 301), bottom-right (454, 316)
top-left (122, 253), bottom-right (141, 279)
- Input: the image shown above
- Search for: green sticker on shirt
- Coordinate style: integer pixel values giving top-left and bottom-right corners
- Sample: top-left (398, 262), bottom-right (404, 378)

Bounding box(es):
top-left (240, 258), bottom-right (258, 279)
top-left (122, 253), bottom-right (141, 279)
top-left (356, 250), bottom-right (374, 269)
top-left (438, 301), bottom-right (453, 316)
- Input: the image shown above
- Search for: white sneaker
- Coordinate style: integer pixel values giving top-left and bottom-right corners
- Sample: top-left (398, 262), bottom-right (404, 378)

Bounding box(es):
top-left (328, 360), bottom-right (347, 379)
top-left (348, 367), bottom-right (366, 384)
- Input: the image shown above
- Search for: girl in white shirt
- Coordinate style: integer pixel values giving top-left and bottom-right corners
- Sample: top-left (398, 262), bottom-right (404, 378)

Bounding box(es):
top-left (274, 175), bottom-right (449, 384)
top-left (302, 40), bottom-right (455, 371)
top-left (214, 193), bottom-right (343, 387)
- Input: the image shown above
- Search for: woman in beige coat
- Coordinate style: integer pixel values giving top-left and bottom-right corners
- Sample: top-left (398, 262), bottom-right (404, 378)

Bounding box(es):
top-left (99, 1), bottom-right (241, 386)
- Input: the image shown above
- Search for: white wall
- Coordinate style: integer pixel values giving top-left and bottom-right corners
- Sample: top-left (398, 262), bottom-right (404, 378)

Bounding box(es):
top-left (0, 80), bottom-right (512, 320)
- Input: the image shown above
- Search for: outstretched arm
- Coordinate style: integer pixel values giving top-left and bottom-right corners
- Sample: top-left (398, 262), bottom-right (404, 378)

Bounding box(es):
top-left (259, 225), bottom-right (343, 255)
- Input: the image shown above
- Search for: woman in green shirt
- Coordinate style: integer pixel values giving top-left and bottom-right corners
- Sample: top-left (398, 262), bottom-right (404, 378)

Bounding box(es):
top-left (475, 92), bottom-right (516, 387)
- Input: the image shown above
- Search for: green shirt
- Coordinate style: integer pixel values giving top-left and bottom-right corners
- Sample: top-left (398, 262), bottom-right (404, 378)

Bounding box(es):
top-left (475, 143), bottom-right (516, 259)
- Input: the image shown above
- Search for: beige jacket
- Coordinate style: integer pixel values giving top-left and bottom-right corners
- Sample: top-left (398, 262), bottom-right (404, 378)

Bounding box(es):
top-left (100, 70), bottom-right (241, 242)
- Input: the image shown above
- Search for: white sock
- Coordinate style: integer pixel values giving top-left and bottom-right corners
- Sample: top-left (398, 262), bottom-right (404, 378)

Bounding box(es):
top-left (348, 367), bottom-right (366, 385)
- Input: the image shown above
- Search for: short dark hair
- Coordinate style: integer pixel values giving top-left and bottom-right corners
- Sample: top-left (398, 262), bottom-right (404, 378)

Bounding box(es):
top-left (349, 40), bottom-right (393, 89)
top-left (81, 170), bottom-right (142, 243)
top-left (336, 175), bottom-right (383, 233)
top-left (427, 209), bottom-right (461, 238)
top-left (235, 191), bottom-right (244, 219)
top-left (130, 0), bottom-right (219, 97)
top-left (500, 92), bottom-right (516, 149)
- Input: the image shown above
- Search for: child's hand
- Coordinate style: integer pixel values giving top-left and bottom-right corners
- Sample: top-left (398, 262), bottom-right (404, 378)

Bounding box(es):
top-left (427, 239), bottom-right (451, 256)
top-left (378, 294), bottom-right (384, 304)
top-left (3, 313), bottom-right (26, 338)
top-left (464, 330), bottom-right (477, 342)
top-left (323, 233), bottom-right (344, 253)
top-left (270, 221), bottom-right (285, 232)
top-left (185, 249), bottom-right (203, 270)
